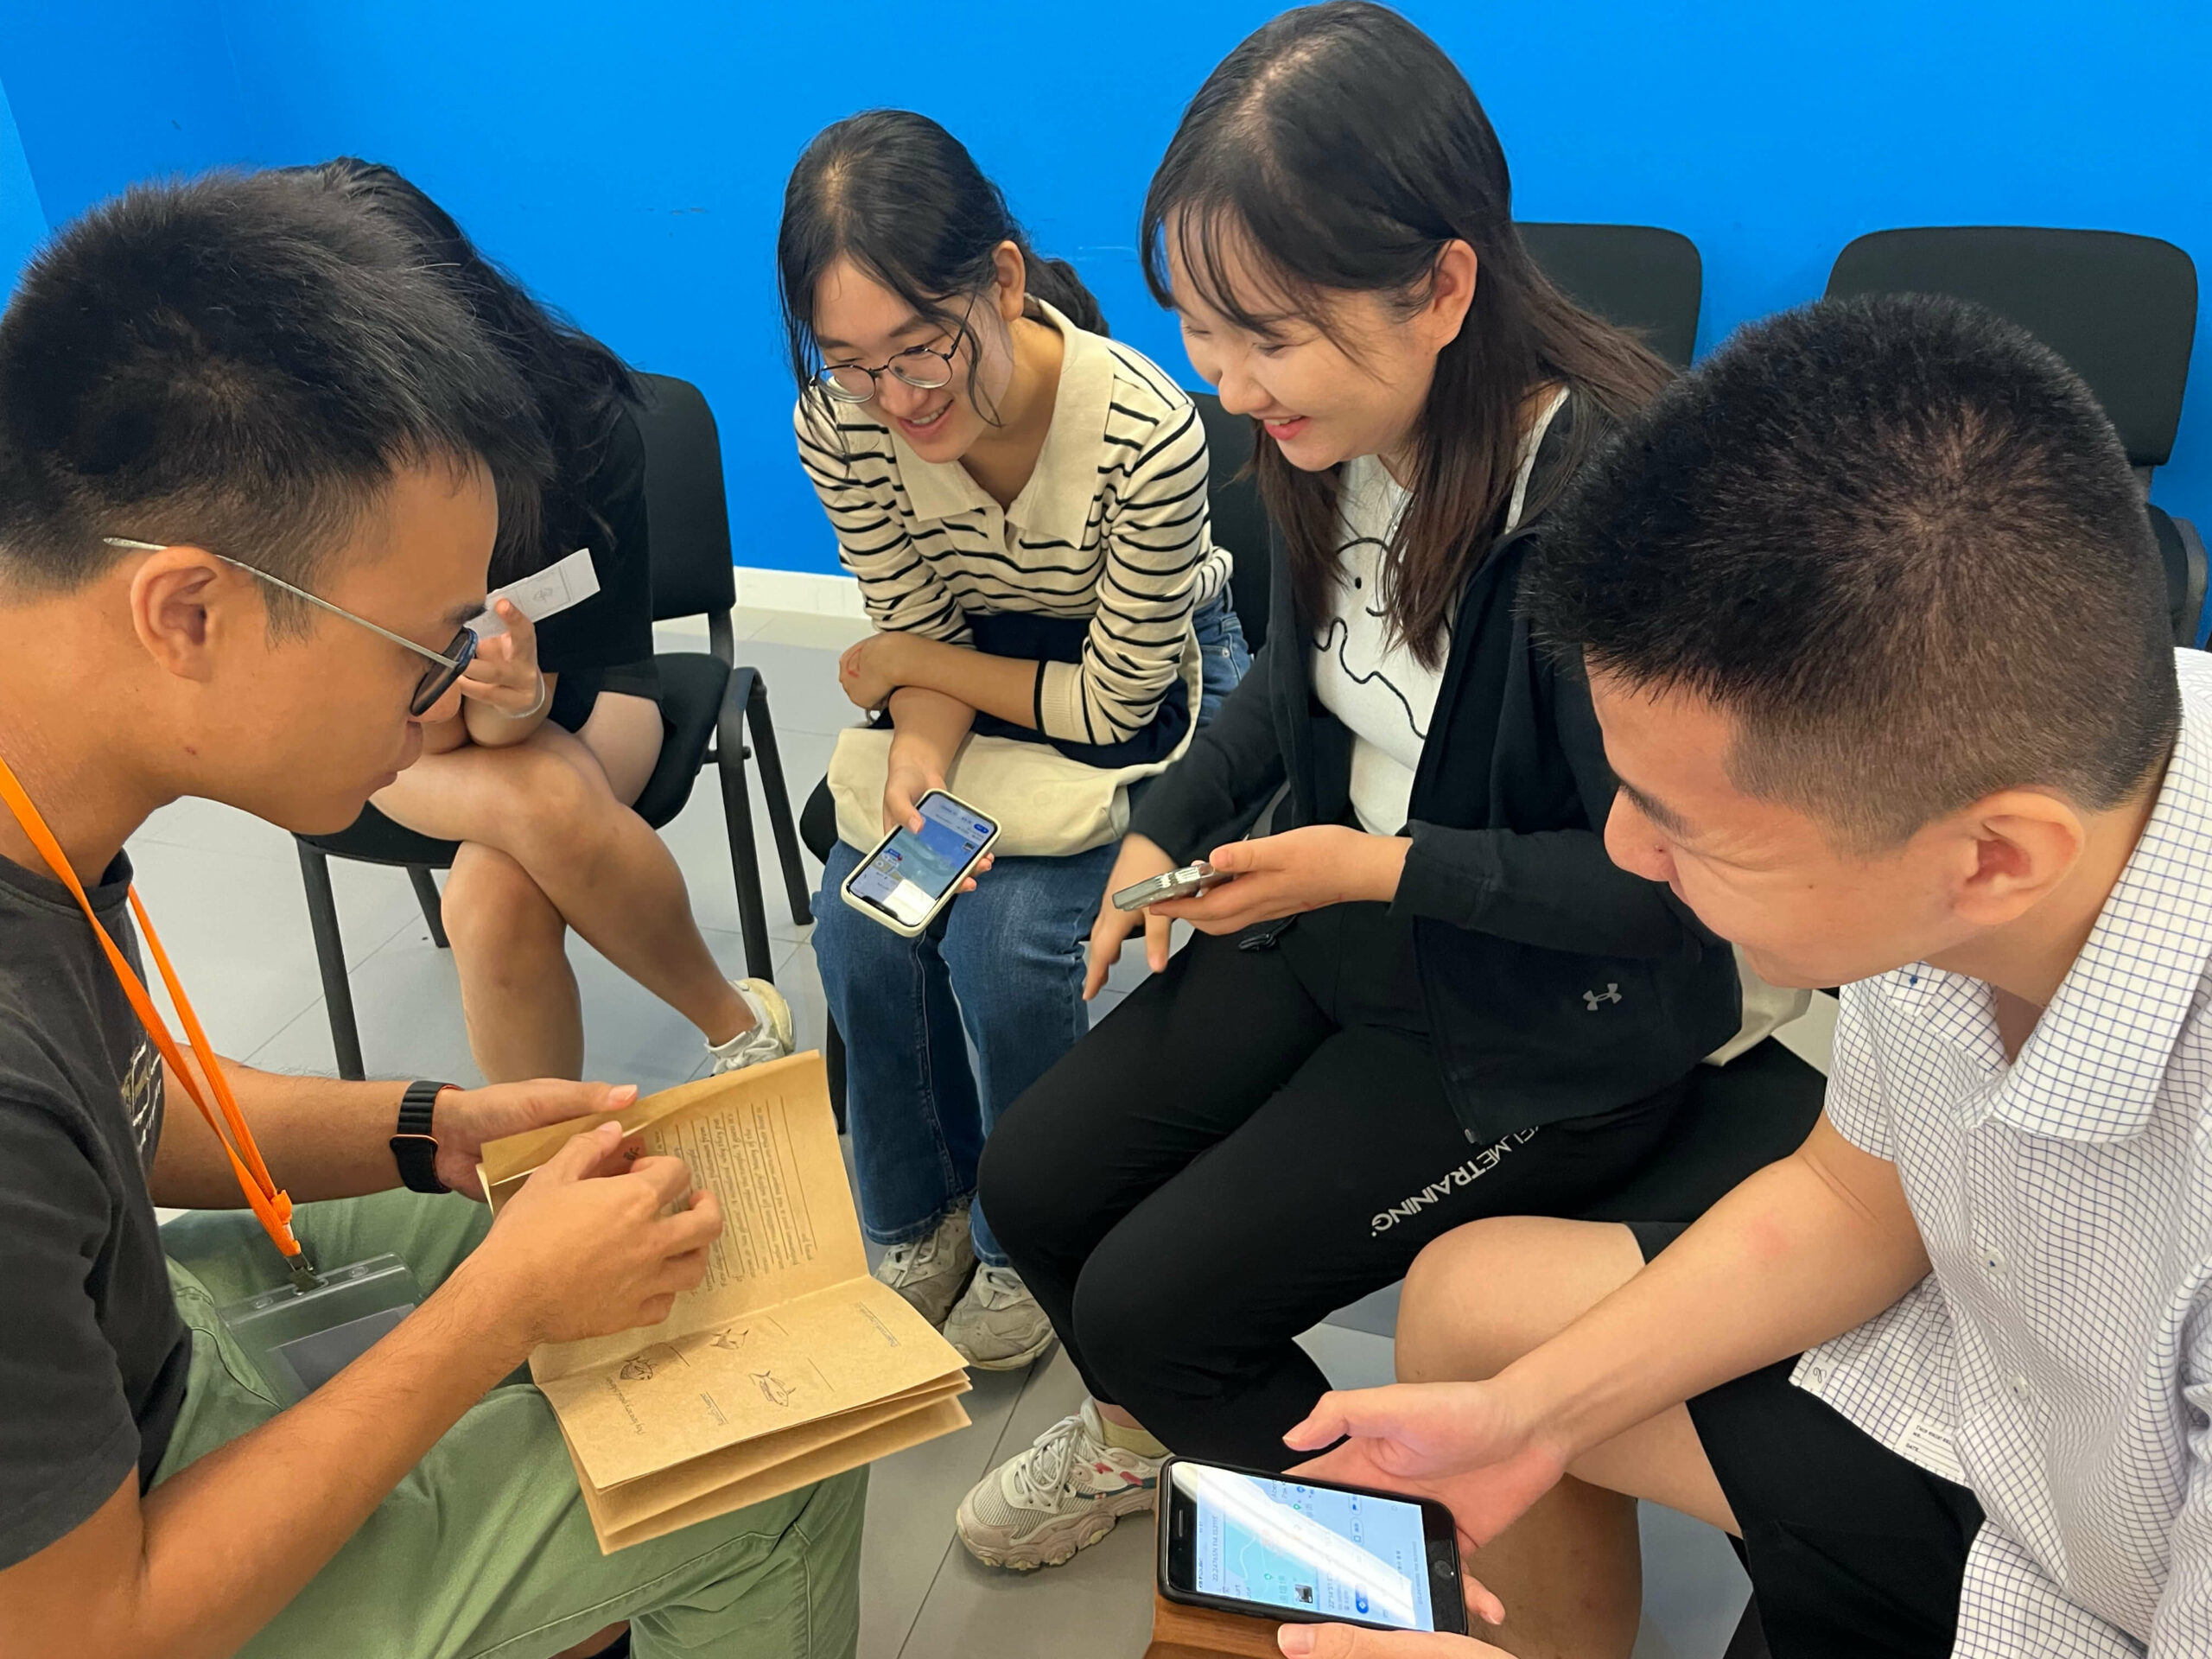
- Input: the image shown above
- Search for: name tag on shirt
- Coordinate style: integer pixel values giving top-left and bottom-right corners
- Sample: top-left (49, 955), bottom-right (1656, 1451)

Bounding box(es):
top-left (469, 547), bottom-right (599, 638)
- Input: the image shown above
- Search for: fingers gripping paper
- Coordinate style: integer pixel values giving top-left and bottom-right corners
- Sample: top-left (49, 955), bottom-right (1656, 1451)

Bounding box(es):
top-left (480, 1053), bottom-right (971, 1552)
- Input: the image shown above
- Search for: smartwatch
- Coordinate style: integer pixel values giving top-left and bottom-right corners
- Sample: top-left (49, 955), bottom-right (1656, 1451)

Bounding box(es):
top-left (391, 1080), bottom-right (454, 1194)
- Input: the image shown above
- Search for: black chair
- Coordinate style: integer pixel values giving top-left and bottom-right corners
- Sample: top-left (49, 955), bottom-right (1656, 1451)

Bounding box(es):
top-left (1191, 390), bottom-right (1273, 652)
top-left (1521, 223), bottom-right (1704, 370)
top-left (798, 387), bottom-right (1278, 1124)
top-left (1825, 227), bottom-right (2205, 645)
top-left (295, 372), bottom-right (812, 1080)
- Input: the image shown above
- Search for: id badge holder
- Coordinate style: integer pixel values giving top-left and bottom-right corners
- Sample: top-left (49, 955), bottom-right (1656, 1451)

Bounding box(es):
top-left (216, 1254), bottom-right (424, 1406)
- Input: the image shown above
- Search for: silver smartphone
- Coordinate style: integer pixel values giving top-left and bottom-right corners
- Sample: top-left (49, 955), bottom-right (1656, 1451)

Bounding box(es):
top-left (1112, 860), bottom-right (1234, 912)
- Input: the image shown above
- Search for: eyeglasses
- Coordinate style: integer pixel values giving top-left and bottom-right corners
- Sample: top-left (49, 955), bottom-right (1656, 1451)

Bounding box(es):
top-left (102, 537), bottom-right (478, 716)
top-left (813, 304), bottom-right (977, 405)
top-left (814, 340), bottom-right (963, 404)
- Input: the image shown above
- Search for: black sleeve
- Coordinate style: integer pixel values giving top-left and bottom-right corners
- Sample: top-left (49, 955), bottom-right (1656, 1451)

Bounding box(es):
top-left (0, 1106), bottom-right (141, 1567)
top-left (1125, 639), bottom-right (1287, 863)
top-left (1390, 649), bottom-right (1713, 959)
top-left (531, 404), bottom-right (656, 677)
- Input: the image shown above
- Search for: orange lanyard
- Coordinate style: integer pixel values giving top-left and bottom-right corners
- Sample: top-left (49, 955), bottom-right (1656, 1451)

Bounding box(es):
top-left (0, 750), bottom-right (314, 1285)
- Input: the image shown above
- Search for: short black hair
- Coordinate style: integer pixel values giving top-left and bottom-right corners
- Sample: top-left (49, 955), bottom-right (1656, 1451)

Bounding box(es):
top-left (0, 169), bottom-right (550, 632)
top-left (1523, 292), bottom-right (2180, 849)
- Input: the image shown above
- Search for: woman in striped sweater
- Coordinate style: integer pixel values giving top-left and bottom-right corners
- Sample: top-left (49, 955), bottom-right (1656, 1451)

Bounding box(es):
top-left (779, 111), bottom-right (1249, 1370)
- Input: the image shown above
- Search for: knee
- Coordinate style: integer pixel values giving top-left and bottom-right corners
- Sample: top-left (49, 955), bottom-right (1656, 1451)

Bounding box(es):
top-left (499, 747), bottom-right (623, 873)
top-left (809, 859), bottom-right (905, 997)
top-left (1395, 1216), bottom-right (1629, 1384)
top-left (976, 1092), bottom-right (1078, 1267)
top-left (442, 849), bottom-right (562, 959)
top-left (1065, 1230), bottom-right (1172, 1383)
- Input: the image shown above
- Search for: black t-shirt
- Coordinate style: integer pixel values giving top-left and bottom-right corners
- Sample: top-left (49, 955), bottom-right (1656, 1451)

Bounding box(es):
top-left (0, 850), bottom-right (190, 1567)
top-left (529, 401), bottom-right (655, 679)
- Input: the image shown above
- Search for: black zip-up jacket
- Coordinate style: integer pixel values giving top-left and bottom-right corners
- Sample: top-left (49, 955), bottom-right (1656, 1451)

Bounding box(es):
top-left (1128, 427), bottom-right (1741, 1144)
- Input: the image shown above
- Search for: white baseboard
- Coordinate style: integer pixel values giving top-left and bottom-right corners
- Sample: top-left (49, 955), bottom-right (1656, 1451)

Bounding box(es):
top-left (732, 565), bottom-right (864, 618)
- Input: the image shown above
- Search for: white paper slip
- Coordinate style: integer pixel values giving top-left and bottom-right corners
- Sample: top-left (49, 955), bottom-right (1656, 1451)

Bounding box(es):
top-left (470, 548), bottom-right (599, 637)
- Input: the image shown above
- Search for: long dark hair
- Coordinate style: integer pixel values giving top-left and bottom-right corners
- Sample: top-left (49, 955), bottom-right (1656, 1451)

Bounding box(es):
top-left (779, 110), bottom-right (1107, 425)
top-left (1141, 3), bottom-right (1671, 666)
top-left (303, 158), bottom-right (642, 585)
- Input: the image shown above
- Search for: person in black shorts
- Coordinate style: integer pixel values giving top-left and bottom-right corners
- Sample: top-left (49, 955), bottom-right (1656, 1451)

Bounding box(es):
top-left (1282, 296), bottom-right (2212, 1659)
top-left (310, 162), bottom-right (795, 1085)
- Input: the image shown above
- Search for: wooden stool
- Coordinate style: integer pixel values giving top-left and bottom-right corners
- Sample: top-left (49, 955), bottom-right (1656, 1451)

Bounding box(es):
top-left (1144, 1587), bottom-right (1286, 1659)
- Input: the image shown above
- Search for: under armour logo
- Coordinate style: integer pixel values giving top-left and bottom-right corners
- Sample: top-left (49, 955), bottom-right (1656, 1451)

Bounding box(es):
top-left (1583, 983), bottom-right (1622, 1010)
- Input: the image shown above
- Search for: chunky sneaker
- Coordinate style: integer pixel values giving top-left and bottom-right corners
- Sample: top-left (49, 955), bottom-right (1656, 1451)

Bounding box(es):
top-left (872, 1203), bottom-right (976, 1328)
top-left (944, 1264), bottom-right (1057, 1371)
top-left (706, 978), bottom-right (794, 1074)
top-left (956, 1399), bottom-right (1163, 1569)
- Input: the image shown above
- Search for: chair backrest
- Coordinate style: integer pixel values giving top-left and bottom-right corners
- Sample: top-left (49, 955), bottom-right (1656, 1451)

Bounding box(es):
top-left (1519, 223), bottom-right (1704, 370)
top-left (1192, 390), bottom-right (1272, 652)
top-left (632, 372), bottom-right (738, 625)
top-left (1825, 227), bottom-right (2198, 471)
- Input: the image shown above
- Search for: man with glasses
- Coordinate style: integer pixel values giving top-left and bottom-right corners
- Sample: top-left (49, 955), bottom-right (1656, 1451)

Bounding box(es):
top-left (0, 174), bottom-right (862, 1657)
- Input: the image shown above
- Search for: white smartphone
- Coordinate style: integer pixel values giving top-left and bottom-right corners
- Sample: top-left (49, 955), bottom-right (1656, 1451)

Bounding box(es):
top-left (838, 789), bottom-right (1001, 938)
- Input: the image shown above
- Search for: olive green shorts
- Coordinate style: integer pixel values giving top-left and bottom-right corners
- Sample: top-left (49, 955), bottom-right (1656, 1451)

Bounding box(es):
top-left (158, 1190), bottom-right (864, 1659)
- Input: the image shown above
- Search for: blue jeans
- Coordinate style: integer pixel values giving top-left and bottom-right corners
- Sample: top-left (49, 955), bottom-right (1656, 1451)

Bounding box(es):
top-left (817, 837), bottom-right (1116, 1266)
top-left (1192, 589), bottom-right (1250, 724)
top-left (815, 591), bottom-right (1250, 1268)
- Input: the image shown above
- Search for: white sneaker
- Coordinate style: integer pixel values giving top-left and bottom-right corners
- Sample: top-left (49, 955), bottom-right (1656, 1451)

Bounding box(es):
top-left (707, 978), bottom-right (794, 1074)
top-left (944, 1264), bottom-right (1057, 1371)
top-left (956, 1399), bottom-right (1163, 1570)
top-left (873, 1203), bottom-right (976, 1328)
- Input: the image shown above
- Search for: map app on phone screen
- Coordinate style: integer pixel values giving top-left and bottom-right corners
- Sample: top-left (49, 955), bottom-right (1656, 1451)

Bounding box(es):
top-left (1187, 1466), bottom-right (1437, 1631)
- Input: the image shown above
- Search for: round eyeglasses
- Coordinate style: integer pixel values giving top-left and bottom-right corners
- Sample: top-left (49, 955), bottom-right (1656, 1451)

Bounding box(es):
top-left (814, 343), bottom-right (960, 404)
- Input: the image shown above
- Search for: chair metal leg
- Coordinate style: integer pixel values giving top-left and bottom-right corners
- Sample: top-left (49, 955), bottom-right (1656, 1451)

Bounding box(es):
top-left (296, 842), bottom-right (366, 1081)
top-left (826, 1014), bottom-right (849, 1135)
top-left (718, 670), bottom-right (775, 982)
top-left (742, 672), bottom-right (814, 926)
top-left (407, 865), bottom-right (448, 949)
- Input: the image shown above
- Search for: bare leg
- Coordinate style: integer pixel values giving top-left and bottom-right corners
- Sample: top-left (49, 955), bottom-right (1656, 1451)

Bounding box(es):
top-left (442, 842), bottom-right (584, 1081)
top-left (551, 1623), bottom-right (627, 1659)
top-left (1394, 1217), bottom-right (1735, 1659)
top-left (375, 714), bottom-right (748, 1050)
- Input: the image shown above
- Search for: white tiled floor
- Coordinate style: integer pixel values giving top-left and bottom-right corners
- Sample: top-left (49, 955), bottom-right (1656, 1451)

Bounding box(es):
top-left (130, 605), bottom-right (1837, 1659)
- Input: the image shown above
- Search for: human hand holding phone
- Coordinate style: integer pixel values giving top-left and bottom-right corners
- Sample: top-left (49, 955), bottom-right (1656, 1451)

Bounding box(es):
top-left (882, 734), bottom-right (990, 892)
top-left (1284, 1382), bottom-right (1573, 1629)
top-left (1085, 834), bottom-right (1179, 998)
top-left (1145, 826), bottom-right (1409, 934)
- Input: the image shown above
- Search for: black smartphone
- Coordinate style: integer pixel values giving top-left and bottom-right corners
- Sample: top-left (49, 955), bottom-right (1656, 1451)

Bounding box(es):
top-left (1156, 1456), bottom-right (1469, 1636)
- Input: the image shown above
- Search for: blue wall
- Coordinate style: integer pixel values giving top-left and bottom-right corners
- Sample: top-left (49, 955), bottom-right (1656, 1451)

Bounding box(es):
top-left (3, 1), bottom-right (2209, 571)
top-left (0, 75), bottom-right (43, 288)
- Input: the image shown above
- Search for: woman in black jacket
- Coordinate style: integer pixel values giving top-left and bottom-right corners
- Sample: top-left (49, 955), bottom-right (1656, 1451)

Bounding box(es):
top-left (952, 3), bottom-right (1743, 1573)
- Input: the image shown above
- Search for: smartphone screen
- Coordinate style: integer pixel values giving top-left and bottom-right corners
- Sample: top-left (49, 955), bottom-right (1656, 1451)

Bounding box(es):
top-left (846, 792), bottom-right (996, 929)
top-left (1175, 1464), bottom-right (1439, 1631)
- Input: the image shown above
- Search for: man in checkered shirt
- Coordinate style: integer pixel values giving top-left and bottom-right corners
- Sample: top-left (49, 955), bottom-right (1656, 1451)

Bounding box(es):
top-left (1271, 294), bottom-right (2212, 1659)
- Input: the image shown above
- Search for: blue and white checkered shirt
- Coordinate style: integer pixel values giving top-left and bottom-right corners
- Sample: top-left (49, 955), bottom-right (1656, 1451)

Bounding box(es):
top-left (1797, 648), bottom-right (2212, 1657)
